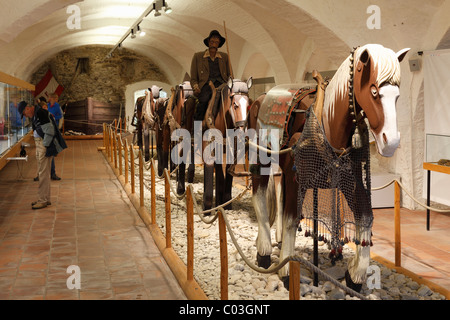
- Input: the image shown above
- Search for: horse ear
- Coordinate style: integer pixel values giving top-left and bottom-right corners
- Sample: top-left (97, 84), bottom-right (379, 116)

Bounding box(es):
top-left (247, 77), bottom-right (253, 90)
top-left (396, 48), bottom-right (410, 62)
top-left (359, 49), bottom-right (370, 66)
top-left (227, 77), bottom-right (234, 90)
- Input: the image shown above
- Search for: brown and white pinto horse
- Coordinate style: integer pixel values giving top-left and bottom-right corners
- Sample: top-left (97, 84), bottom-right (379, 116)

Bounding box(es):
top-left (141, 85), bottom-right (170, 175)
top-left (248, 44), bottom-right (409, 291)
top-left (201, 77), bottom-right (253, 211)
top-left (171, 81), bottom-right (197, 195)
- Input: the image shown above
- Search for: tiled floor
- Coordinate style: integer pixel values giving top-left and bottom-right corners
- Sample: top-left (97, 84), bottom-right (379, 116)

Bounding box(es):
top-left (371, 206), bottom-right (449, 294)
top-left (0, 138), bottom-right (186, 300)
top-left (0, 138), bottom-right (448, 300)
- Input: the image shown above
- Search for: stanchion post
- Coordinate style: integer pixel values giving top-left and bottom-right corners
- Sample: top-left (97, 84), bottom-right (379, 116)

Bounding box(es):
top-left (289, 261), bottom-right (301, 300)
top-left (110, 128), bottom-right (114, 164)
top-left (124, 140), bottom-right (129, 185)
top-left (113, 130), bottom-right (118, 169)
top-left (165, 170), bottom-right (172, 248)
top-left (118, 137), bottom-right (123, 176)
top-left (151, 160), bottom-right (156, 224)
top-left (139, 149), bottom-right (144, 208)
top-left (130, 144), bottom-right (135, 194)
top-left (186, 186), bottom-right (194, 281)
top-left (218, 210), bottom-right (228, 300)
top-left (394, 180), bottom-right (401, 267)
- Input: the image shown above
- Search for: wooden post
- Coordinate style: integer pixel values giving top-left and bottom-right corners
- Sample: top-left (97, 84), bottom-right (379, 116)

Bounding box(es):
top-left (186, 186), bottom-right (194, 281)
top-left (151, 160), bottom-right (156, 224)
top-left (103, 123), bottom-right (107, 150)
top-left (394, 180), bottom-right (401, 267)
top-left (218, 210), bottom-right (228, 300)
top-left (139, 149), bottom-right (144, 208)
top-left (110, 128), bottom-right (114, 164)
top-left (114, 131), bottom-right (118, 169)
top-left (118, 137), bottom-right (123, 176)
top-left (165, 170), bottom-right (171, 248)
top-left (289, 261), bottom-right (301, 300)
top-left (124, 140), bottom-right (129, 185)
top-left (130, 144), bottom-right (135, 194)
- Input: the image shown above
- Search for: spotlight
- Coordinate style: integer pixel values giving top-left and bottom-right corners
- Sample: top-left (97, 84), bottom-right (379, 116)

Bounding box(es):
top-left (154, 10), bottom-right (161, 17)
top-left (130, 28), bottom-right (136, 39)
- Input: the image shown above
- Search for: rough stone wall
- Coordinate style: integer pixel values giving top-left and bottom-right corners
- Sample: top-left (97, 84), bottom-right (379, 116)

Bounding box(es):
top-left (30, 45), bottom-right (168, 106)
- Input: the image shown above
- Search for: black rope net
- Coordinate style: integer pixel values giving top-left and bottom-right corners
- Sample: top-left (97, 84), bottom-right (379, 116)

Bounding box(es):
top-left (294, 107), bottom-right (373, 260)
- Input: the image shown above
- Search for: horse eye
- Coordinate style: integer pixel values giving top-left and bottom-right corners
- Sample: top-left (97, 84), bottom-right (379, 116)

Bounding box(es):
top-left (371, 86), bottom-right (378, 98)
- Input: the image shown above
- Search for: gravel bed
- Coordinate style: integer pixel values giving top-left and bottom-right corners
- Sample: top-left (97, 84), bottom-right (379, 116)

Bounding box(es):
top-left (133, 164), bottom-right (446, 301)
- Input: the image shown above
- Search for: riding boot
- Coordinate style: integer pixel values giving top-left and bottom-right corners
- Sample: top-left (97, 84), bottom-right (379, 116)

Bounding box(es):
top-left (157, 147), bottom-right (164, 176)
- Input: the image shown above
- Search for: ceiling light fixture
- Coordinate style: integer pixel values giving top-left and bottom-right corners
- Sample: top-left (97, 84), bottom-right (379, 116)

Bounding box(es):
top-left (105, 0), bottom-right (173, 59)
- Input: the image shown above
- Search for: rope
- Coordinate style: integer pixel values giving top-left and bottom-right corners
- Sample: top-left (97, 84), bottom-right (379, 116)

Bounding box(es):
top-left (106, 123), bottom-right (448, 301)
top-left (372, 179), bottom-right (450, 213)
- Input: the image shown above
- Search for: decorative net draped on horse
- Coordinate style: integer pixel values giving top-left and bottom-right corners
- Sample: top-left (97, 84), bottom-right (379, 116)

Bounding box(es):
top-left (294, 106), bottom-right (373, 258)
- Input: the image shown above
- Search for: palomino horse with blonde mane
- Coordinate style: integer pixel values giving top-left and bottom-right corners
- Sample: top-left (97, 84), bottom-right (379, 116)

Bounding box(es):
top-left (248, 44), bottom-right (409, 292)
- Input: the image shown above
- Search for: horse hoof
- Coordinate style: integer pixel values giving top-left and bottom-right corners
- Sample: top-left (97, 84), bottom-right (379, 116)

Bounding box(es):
top-left (282, 276), bottom-right (289, 290)
top-left (345, 270), bottom-right (362, 293)
top-left (256, 253), bottom-right (271, 269)
top-left (177, 186), bottom-right (185, 195)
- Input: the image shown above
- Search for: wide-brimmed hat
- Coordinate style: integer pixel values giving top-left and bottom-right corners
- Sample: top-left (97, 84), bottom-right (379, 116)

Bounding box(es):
top-left (203, 30), bottom-right (225, 48)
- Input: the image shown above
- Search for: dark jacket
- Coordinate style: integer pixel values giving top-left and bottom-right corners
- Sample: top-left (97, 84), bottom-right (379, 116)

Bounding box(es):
top-left (33, 106), bottom-right (66, 157)
top-left (190, 50), bottom-right (231, 91)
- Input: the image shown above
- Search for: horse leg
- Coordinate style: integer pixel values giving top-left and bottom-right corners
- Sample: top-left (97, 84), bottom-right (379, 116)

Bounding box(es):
top-left (223, 164), bottom-right (234, 210)
top-left (177, 161), bottom-right (186, 195)
top-left (143, 126), bottom-right (150, 162)
top-left (203, 164), bottom-right (214, 213)
top-left (156, 129), bottom-right (165, 176)
top-left (251, 166), bottom-right (276, 269)
top-left (342, 164), bottom-right (372, 293)
top-left (275, 175), bottom-right (284, 246)
top-left (346, 225), bottom-right (371, 293)
top-left (215, 163), bottom-right (225, 208)
top-left (187, 143), bottom-right (195, 183)
top-left (278, 172), bottom-right (299, 288)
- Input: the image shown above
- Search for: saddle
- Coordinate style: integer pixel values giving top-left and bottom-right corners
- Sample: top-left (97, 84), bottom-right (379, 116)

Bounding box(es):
top-left (258, 85), bottom-right (317, 146)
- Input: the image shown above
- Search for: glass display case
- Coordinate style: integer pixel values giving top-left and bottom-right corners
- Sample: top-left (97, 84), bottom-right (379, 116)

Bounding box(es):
top-left (0, 82), bottom-right (34, 156)
top-left (425, 134), bottom-right (450, 163)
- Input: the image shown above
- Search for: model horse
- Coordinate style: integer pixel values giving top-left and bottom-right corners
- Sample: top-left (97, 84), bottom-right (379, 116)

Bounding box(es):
top-left (200, 77), bottom-right (252, 211)
top-left (171, 81), bottom-right (197, 195)
top-left (248, 44), bottom-right (409, 292)
top-left (140, 85), bottom-right (171, 175)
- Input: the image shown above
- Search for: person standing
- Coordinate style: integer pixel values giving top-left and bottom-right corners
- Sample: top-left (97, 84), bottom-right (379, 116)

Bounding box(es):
top-left (190, 30), bottom-right (231, 121)
top-left (19, 101), bottom-right (60, 209)
top-left (47, 93), bottom-right (62, 180)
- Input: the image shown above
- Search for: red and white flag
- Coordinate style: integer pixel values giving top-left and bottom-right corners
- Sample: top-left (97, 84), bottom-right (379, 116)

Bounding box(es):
top-left (34, 69), bottom-right (64, 100)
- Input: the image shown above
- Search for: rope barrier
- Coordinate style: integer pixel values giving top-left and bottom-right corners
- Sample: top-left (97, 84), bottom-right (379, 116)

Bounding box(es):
top-left (106, 120), bottom-right (449, 301)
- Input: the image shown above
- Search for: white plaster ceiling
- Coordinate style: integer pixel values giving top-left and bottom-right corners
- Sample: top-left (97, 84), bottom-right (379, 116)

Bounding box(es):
top-left (0, 0), bottom-right (449, 85)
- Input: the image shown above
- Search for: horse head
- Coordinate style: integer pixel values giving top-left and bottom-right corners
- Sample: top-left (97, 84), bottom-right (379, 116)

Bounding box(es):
top-left (226, 77), bottom-right (253, 129)
top-left (353, 45), bottom-right (409, 157)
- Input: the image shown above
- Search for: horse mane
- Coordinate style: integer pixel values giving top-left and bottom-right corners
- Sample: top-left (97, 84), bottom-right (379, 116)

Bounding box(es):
top-left (324, 44), bottom-right (402, 120)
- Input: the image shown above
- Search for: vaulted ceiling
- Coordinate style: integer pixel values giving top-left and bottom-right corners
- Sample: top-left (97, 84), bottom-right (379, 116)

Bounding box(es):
top-left (0, 0), bottom-right (449, 86)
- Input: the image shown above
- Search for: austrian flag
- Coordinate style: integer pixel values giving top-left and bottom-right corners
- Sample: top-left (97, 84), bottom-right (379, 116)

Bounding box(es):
top-left (34, 69), bottom-right (64, 100)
